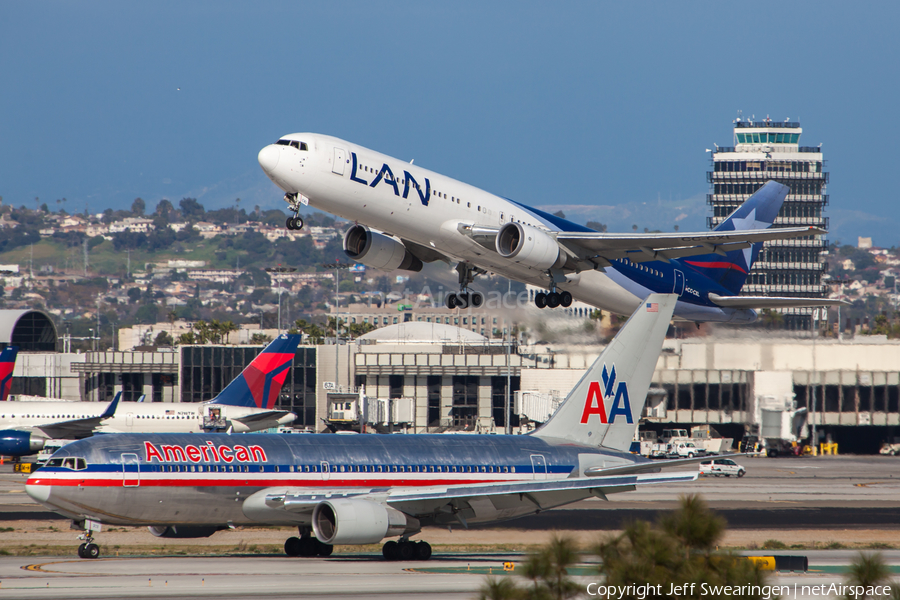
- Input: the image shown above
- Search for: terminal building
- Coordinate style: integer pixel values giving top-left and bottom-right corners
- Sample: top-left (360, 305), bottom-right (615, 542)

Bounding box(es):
top-left (5, 306), bottom-right (900, 453)
top-left (707, 118), bottom-right (829, 330)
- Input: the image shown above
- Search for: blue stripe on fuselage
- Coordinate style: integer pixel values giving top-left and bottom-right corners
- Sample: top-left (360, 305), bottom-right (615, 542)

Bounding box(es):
top-left (506, 198), bottom-right (743, 309)
top-left (42, 432), bottom-right (650, 475)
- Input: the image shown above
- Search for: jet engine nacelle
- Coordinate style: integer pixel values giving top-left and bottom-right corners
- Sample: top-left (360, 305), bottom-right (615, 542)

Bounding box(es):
top-left (343, 225), bottom-right (423, 272)
top-left (495, 222), bottom-right (566, 270)
top-left (312, 498), bottom-right (419, 545)
top-left (0, 430), bottom-right (45, 457)
top-left (148, 525), bottom-right (222, 538)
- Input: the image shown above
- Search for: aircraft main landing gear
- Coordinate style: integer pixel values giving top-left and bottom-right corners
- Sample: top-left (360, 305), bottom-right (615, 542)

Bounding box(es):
top-left (446, 263), bottom-right (486, 309)
top-left (445, 291), bottom-right (484, 309)
top-left (534, 290), bottom-right (572, 309)
top-left (382, 538), bottom-right (432, 561)
top-left (284, 528), bottom-right (332, 557)
top-left (283, 193), bottom-right (304, 230)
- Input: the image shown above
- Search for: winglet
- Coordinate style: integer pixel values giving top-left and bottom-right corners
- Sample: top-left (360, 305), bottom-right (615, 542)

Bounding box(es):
top-left (0, 346), bottom-right (18, 402)
top-left (533, 294), bottom-right (677, 450)
top-left (100, 392), bottom-right (122, 419)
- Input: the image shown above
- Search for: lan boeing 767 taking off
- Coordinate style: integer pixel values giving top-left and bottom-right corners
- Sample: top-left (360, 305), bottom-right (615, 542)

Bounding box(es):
top-left (28, 294), bottom-right (710, 561)
top-left (258, 133), bottom-right (843, 323)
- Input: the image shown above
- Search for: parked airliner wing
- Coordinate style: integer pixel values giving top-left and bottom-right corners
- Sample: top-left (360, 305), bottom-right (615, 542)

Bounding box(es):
top-left (31, 393), bottom-right (121, 439)
top-left (555, 226), bottom-right (825, 264)
top-left (707, 293), bottom-right (848, 309)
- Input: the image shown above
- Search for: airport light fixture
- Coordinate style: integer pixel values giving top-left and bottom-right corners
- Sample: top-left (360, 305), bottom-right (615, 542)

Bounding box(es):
top-left (322, 262), bottom-right (352, 393)
top-left (265, 266), bottom-right (297, 333)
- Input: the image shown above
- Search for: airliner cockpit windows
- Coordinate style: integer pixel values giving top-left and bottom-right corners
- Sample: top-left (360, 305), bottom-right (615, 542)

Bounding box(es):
top-left (275, 139), bottom-right (308, 151)
top-left (51, 457), bottom-right (87, 470)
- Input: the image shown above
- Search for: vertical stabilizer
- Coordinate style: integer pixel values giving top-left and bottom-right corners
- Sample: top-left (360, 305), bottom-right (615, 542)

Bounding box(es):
top-left (533, 295), bottom-right (676, 450)
top-left (0, 346), bottom-right (18, 402)
top-left (209, 335), bottom-right (301, 409)
top-left (682, 180), bottom-right (788, 294)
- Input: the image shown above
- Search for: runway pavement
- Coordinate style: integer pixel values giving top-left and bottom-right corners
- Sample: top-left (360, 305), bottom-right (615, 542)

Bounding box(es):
top-left (3, 455), bottom-right (900, 599)
top-left (1, 551), bottom-right (899, 599)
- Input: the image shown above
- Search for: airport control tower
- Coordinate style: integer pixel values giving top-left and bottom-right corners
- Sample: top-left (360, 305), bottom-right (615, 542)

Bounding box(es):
top-left (707, 117), bottom-right (829, 330)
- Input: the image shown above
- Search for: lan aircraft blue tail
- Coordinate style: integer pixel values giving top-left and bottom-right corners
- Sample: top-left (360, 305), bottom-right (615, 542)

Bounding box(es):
top-left (681, 180), bottom-right (788, 295)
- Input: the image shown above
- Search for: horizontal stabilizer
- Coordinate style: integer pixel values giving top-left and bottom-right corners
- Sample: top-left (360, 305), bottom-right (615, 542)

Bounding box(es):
top-left (707, 293), bottom-right (849, 309)
top-left (232, 410), bottom-right (295, 426)
top-left (35, 392), bottom-right (121, 439)
top-left (584, 453), bottom-right (749, 478)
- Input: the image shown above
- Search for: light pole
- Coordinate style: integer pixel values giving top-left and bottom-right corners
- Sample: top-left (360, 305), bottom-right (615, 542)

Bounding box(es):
top-left (323, 262), bottom-right (351, 393)
top-left (265, 266), bottom-right (296, 334)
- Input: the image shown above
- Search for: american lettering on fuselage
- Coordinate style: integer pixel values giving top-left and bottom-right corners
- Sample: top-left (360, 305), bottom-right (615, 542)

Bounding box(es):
top-left (259, 134), bottom-right (846, 323)
top-left (29, 295), bottom-right (722, 562)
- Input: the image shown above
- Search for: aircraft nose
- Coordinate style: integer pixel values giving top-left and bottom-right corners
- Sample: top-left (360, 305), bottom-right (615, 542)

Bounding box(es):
top-left (258, 145), bottom-right (280, 175)
top-left (26, 483), bottom-right (51, 504)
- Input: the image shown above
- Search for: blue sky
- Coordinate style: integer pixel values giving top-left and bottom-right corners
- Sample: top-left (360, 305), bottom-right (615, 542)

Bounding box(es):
top-left (2, 2), bottom-right (899, 245)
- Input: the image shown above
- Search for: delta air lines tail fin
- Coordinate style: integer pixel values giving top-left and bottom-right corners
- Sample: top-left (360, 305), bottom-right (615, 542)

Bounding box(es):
top-left (682, 180), bottom-right (788, 295)
top-left (0, 346), bottom-right (18, 402)
top-left (209, 335), bottom-right (301, 409)
top-left (533, 294), bottom-right (676, 450)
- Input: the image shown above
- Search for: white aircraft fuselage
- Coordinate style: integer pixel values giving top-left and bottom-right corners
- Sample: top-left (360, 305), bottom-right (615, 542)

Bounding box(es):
top-left (0, 401), bottom-right (293, 435)
top-left (258, 133), bottom-right (765, 323)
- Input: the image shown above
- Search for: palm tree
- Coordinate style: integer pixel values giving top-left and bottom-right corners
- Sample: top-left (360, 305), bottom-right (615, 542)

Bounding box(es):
top-left (842, 553), bottom-right (894, 600)
top-left (478, 578), bottom-right (521, 600)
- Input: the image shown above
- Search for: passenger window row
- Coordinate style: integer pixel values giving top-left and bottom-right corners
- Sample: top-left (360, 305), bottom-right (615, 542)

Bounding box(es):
top-left (150, 464), bottom-right (516, 474)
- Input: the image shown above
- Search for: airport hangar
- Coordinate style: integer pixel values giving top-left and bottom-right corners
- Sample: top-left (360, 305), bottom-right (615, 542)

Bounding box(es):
top-left (3, 308), bottom-right (900, 453)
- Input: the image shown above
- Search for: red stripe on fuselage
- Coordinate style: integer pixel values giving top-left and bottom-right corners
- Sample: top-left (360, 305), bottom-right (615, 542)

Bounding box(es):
top-left (27, 476), bottom-right (516, 488)
top-left (684, 260), bottom-right (748, 274)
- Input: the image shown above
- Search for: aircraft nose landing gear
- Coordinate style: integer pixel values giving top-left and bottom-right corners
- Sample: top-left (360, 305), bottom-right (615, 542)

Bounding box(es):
top-left (76, 523), bottom-right (100, 559)
top-left (283, 193), bottom-right (305, 230)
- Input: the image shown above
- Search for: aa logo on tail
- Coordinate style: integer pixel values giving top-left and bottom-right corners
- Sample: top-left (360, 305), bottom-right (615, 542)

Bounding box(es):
top-left (579, 365), bottom-right (633, 425)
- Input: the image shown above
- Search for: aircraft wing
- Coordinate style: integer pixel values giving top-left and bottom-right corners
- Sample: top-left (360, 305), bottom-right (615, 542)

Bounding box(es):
top-left (555, 227), bottom-right (825, 265)
top-left (707, 293), bottom-right (849, 309)
top-left (263, 471), bottom-right (698, 516)
top-left (33, 393), bottom-right (121, 440)
top-left (231, 410), bottom-right (295, 428)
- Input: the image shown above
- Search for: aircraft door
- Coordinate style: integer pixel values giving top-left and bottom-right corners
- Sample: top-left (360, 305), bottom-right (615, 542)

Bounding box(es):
top-left (332, 148), bottom-right (347, 175)
top-left (126, 413), bottom-right (133, 431)
top-left (673, 270), bottom-right (685, 296)
top-left (530, 454), bottom-right (547, 480)
top-left (321, 461), bottom-right (330, 481)
top-left (122, 453), bottom-right (140, 487)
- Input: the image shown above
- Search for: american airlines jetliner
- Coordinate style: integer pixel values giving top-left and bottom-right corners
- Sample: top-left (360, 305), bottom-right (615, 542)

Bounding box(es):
top-left (28, 295), bottom-right (705, 561)
top-left (0, 336), bottom-right (301, 457)
top-left (258, 134), bottom-right (843, 323)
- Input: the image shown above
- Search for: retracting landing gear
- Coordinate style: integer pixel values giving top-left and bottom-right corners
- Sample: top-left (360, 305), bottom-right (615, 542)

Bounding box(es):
top-left (283, 193), bottom-right (304, 231)
top-left (284, 528), bottom-right (332, 557)
top-left (382, 537), bottom-right (432, 561)
top-left (534, 289), bottom-right (572, 309)
top-left (445, 263), bottom-right (486, 309)
top-left (77, 527), bottom-right (100, 559)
